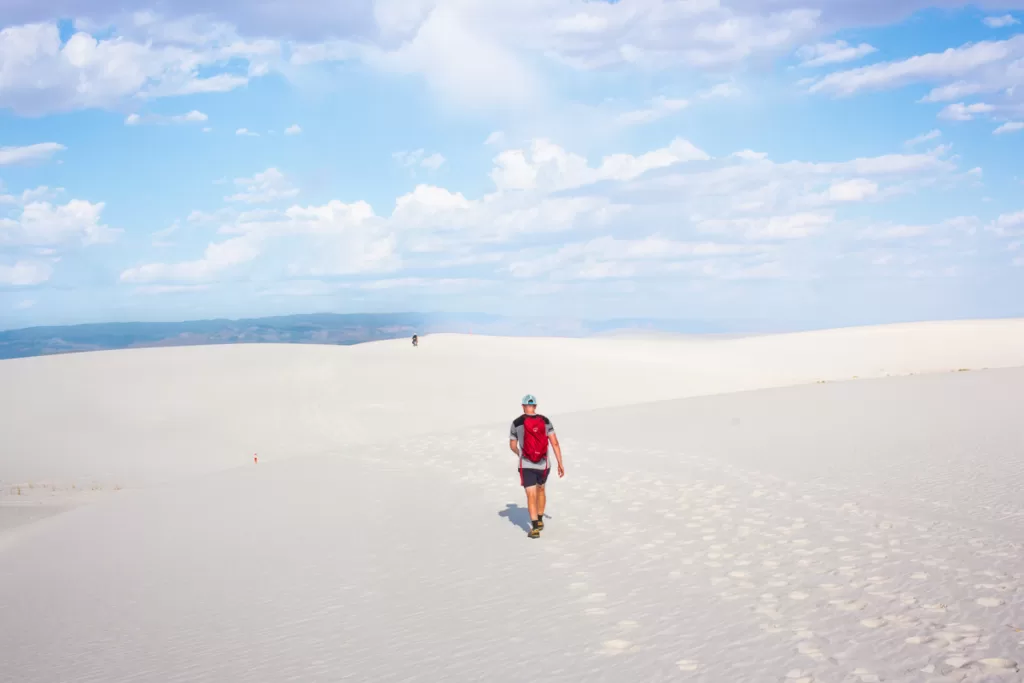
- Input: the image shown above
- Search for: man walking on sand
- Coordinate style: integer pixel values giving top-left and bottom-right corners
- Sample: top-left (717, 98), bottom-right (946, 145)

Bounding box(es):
top-left (509, 394), bottom-right (564, 539)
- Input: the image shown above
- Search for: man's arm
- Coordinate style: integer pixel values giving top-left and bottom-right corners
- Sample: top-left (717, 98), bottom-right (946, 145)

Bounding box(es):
top-left (548, 432), bottom-right (565, 477)
top-left (509, 422), bottom-right (520, 456)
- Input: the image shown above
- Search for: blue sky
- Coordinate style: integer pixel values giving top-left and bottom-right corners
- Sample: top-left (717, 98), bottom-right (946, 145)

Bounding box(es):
top-left (1, 1), bottom-right (1023, 330)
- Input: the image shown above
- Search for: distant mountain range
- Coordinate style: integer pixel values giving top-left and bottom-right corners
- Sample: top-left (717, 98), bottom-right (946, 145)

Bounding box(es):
top-left (0, 312), bottom-right (747, 360)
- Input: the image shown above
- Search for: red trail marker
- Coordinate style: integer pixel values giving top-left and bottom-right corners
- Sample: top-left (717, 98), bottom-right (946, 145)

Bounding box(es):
top-left (254, 454), bottom-right (258, 464)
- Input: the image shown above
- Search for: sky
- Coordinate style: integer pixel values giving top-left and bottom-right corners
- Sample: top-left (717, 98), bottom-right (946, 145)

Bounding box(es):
top-left (1, 0), bottom-right (1023, 331)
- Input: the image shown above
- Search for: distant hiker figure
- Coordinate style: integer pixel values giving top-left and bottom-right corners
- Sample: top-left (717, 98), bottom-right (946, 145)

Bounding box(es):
top-left (509, 394), bottom-right (564, 538)
top-left (412, 334), bottom-right (418, 347)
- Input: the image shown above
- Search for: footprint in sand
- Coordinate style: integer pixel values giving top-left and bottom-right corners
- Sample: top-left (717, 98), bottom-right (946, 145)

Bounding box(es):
top-left (980, 658), bottom-right (1017, 670)
top-left (789, 591), bottom-right (810, 601)
top-left (976, 597), bottom-right (1004, 607)
top-left (676, 659), bottom-right (699, 671)
top-left (860, 618), bottom-right (887, 629)
top-left (599, 640), bottom-right (633, 655)
top-left (944, 656), bottom-right (971, 670)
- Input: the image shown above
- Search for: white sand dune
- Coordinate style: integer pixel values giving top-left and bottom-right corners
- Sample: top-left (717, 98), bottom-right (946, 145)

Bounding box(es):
top-left (2, 319), bottom-right (1024, 682)
top-left (3, 318), bottom-right (1024, 485)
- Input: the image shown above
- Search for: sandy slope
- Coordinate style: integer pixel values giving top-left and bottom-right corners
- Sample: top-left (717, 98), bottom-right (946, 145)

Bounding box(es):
top-left (2, 319), bottom-right (1024, 682)
top-left (3, 318), bottom-right (1024, 485)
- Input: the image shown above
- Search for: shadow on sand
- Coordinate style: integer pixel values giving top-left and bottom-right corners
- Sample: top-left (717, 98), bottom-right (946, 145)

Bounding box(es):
top-left (498, 503), bottom-right (546, 532)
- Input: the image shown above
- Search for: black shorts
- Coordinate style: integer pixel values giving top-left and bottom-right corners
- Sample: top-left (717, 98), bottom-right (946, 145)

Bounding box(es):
top-left (520, 467), bottom-right (550, 488)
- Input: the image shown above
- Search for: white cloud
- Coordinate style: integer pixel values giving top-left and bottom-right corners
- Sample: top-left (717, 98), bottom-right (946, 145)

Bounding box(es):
top-left (542, 3), bottom-right (820, 70)
top-left (989, 210), bottom-right (1024, 237)
top-left (351, 277), bottom-right (486, 291)
top-left (0, 260), bottom-right (52, 286)
top-left (994, 121), bottom-right (1024, 134)
top-left (485, 131), bottom-right (505, 146)
top-left (295, 5), bottom-right (543, 110)
top-left (797, 40), bottom-right (877, 67)
top-left (491, 138), bottom-right (710, 192)
top-left (146, 198), bottom-right (396, 282)
top-left (0, 186), bottom-right (63, 205)
top-left (699, 83), bottom-right (742, 100)
top-left (151, 222), bottom-right (180, 247)
top-left (617, 96), bottom-right (689, 126)
top-left (226, 168), bottom-right (299, 204)
top-left (697, 213), bottom-right (833, 240)
top-left (120, 236), bottom-right (262, 284)
top-left (3, 3), bottom-right (1016, 122)
top-left (134, 284), bottom-right (212, 295)
top-left (236, 128), bottom-right (259, 136)
top-left (809, 37), bottom-right (1023, 97)
top-left (202, 127), bottom-right (213, 133)
top-left (938, 102), bottom-right (996, 121)
top-left (905, 129), bottom-right (941, 146)
top-left (983, 15), bottom-right (1020, 28)
top-left (14, 298), bottom-right (36, 309)
top-left (249, 200), bottom-right (398, 277)
top-left (394, 149), bottom-right (446, 171)
top-left (860, 223), bottom-right (930, 240)
top-left (420, 152), bottom-right (446, 170)
top-left (116, 133), bottom-right (970, 292)
top-left (150, 73), bottom-right (249, 97)
top-left (0, 142), bottom-right (66, 165)
top-left (732, 149), bottom-right (769, 161)
top-left (124, 110), bottom-right (208, 125)
top-left (289, 1), bottom-right (822, 111)
top-left (807, 34), bottom-right (1024, 126)
top-left (174, 110), bottom-right (208, 123)
top-left (284, 124), bottom-right (302, 135)
top-left (0, 200), bottom-right (118, 246)
top-left (507, 236), bottom-right (774, 281)
top-left (827, 178), bottom-right (879, 202)
top-left (0, 22), bottom-right (262, 115)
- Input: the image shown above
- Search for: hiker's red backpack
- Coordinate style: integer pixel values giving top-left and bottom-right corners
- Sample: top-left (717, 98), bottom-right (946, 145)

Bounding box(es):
top-left (521, 415), bottom-right (549, 463)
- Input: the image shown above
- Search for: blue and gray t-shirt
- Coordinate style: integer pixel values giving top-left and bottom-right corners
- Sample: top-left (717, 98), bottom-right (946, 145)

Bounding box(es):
top-left (510, 413), bottom-right (555, 470)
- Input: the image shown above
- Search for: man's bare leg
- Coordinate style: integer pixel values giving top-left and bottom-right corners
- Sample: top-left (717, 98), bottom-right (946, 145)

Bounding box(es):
top-left (525, 485), bottom-right (539, 522)
top-left (537, 485), bottom-right (546, 519)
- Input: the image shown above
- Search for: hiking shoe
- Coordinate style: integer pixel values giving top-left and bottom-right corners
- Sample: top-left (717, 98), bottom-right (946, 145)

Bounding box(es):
top-left (528, 527), bottom-right (541, 539)
top-left (536, 516), bottom-right (545, 531)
